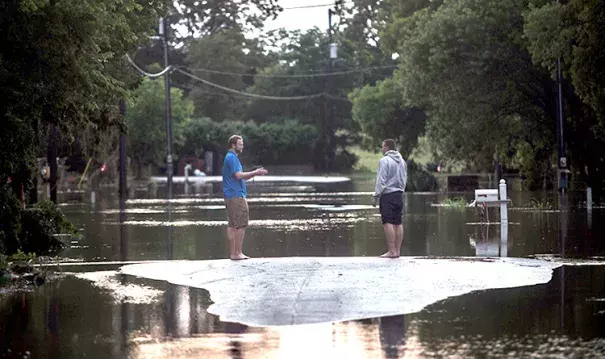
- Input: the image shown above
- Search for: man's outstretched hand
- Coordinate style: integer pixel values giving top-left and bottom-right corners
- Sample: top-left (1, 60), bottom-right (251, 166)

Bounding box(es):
top-left (255, 167), bottom-right (268, 176)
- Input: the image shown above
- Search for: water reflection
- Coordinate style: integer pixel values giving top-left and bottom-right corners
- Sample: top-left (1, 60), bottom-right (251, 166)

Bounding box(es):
top-left (2, 184), bottom-right (605, 358)
top-left (558, 191), bottom-right (568, 333)
top-left (379, 315), bottom-right (408, 358)
top-left (2, 265), bottom-right (604, 359)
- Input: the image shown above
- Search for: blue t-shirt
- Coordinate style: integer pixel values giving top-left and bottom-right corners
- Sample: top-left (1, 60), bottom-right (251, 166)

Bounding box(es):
top-left (222, 151), bottom-right (246, 198)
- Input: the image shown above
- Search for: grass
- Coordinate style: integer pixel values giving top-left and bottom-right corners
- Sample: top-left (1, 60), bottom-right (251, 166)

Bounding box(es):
top-left (350, 146), bottom-right (382, 173)
top-left (349, 145), bottom-right (435, 172)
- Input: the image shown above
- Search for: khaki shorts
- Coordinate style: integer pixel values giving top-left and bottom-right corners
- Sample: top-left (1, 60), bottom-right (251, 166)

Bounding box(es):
top-left (224, 197), bottom-right (249, 228)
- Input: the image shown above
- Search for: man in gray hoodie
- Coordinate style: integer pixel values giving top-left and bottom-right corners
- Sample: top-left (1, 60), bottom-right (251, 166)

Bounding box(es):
top-left (372, 139), bottom-right (407, 258)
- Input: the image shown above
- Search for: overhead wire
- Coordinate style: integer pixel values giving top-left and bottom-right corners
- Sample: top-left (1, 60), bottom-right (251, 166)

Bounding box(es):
top-left (184, 65), bottom-right (398, 78)
top-left (281, 1), bottom-right (354, 10)
top-left (125, 54), bottom-right (355, 102)
top-left (175, 68), bottom-right (324, 100)
top-left (125, 54), bottom-right (172, 78)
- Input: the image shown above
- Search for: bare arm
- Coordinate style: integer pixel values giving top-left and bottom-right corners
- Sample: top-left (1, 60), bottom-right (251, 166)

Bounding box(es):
top-left (234, 167), bottom-right (268, 180)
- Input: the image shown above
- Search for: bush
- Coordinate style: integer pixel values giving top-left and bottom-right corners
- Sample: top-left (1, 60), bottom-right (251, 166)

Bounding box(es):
top-left (1, 188), bottom-right (76, 257)
top-left (179, 118), bottom-right (318, 166)
top-left (0, 183), bottom-right (22, 254)
top-left (19, 200), bottom-right (76, 255)
top-left (406, 160), bottom-right (438, 192)
top-left (441, 197), bottom-right (468, 208)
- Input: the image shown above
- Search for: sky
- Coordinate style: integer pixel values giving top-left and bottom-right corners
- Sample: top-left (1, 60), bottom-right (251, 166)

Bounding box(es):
top-left (263, 0), bottom-right (336, 32)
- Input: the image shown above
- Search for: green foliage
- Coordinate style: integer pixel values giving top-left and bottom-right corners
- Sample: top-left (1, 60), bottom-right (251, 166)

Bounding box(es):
top-left (1, 0), bottom-right (164, 241)
top-left (350, 146), bottom-right (383, 173)
top-left (349, 78), bottom-right (427, 157)
top-left (126, 77), bottom-right (194, 178)
top-left (441, 197), bottom-right (468, 208)
top-left (1, 193), bottom-right (76, 256)
top-left (8, 250), bottom-right (37, 263)
top-left (0, 184), bottom-right (22, 255)
top-left (523, 0), bottom-right (605, 187)
top-left (179, 118), bottom-right (318, 166)
top-left (168, 0), bottom-right (281, 39)
top-left (384, 0), bottom-right (546, 170)
top-left (185, 28), bottom-right (272, 121)
top-left (527, 197), bottom-right (554, 210)
top-left (19, 200), bottom-right (77, 255)
top-left (406, 159), bottom-right (438, 192)
top-left (356, 0), bottom-right (605, 189)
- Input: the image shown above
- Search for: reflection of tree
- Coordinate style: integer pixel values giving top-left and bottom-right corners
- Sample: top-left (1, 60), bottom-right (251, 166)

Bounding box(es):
top-left (409, 267), bottom-right (604, 357)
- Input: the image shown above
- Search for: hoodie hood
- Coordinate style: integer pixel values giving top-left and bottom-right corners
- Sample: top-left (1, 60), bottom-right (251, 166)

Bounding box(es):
top-left (384, 150), bottom-right (402, 163)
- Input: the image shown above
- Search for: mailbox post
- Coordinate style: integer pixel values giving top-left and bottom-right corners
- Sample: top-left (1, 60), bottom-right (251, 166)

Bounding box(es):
top-left (473, 180), bottom-right (510, 256)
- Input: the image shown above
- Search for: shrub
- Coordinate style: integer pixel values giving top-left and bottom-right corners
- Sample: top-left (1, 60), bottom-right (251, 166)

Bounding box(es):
top-left (0, 183), bottom-right (22, 254)
top-left (179, 118), bottom-right (318, 166)
top-left (406, 159), bottom-right (438, 192)
top-left (19, 200), bottom-right (77, 255)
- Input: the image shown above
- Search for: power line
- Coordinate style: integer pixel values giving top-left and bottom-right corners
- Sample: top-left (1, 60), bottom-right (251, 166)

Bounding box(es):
top-left (184, 65), bottom-right (398, 78)
top-left (125, 54), bottom-right (355, 102)
top-left (175, 68), bottom-right (324, 100)
top-left (282, 1), bottom-right (353, 10)
top-left (125, 54), bottom-right (172, 78)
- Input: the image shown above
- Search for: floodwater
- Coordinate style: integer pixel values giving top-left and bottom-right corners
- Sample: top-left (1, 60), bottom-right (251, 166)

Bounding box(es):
top-left (1, 178), bottom-right (604, 358)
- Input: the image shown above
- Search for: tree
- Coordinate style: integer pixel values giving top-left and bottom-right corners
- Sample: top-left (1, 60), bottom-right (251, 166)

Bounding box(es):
top-left (377, 0), bottom-right (565, 184)
top-left (350, 78), bottom-right (426, 157)
top-left (243, 27), bottom-right (393, 170)
top-left (168, 0), bottom-right (281, 39)
top-left (524, 0), bottom-right (605, 188)
top-left (126, 77), bottom-right (194, 178)
top-left (184, 28), bottom-right (272, 121)
top-left (0, 0), bottom-right (163, 189)
top-left (1, 0), bottom-right (163, 252)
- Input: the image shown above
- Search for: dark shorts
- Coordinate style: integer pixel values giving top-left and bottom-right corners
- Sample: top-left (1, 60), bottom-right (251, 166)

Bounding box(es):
top-left (224, 197), bottom-right (249, 228)
top-left (379, 191), bottom-right (403, 225)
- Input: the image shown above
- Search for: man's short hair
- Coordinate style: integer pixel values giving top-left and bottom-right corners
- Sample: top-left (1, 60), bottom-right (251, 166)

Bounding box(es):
top-left (383, 139), bottom-right (396, 151)
top-left (228, 135), bottom-right (243, 148)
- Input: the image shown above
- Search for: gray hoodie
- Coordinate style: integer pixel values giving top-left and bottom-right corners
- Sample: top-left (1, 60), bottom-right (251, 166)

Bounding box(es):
top-left (374, 150), bottom-right (407, 198)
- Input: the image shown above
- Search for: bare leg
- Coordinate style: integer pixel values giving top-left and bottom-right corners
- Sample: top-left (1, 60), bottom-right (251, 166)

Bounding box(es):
top-left (380, 223), bottom-right (399, 258)
top-left (231, 227), bottom-right (249, 260)
top-left (394, 224), bottom-right (403, 256)
top-left (227, 227), bottom-right (236, 258)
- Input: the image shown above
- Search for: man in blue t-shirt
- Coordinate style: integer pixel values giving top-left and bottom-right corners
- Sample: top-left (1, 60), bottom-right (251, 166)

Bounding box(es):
top-left (222, 135), bottom-right (268, 260)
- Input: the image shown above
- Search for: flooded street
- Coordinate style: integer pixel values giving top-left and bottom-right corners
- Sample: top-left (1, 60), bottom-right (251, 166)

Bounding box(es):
top-left (1, 179), bottom-right (604, 358)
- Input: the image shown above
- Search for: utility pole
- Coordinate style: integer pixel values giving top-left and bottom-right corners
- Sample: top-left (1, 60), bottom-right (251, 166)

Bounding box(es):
top-left (556, 56), bottom-right (567, 191)
top-left (47, 123), bottom-right (58, 203)
top-left (555, 0), bottom-right (567, 192)
top-left (119, 99), bottom-right (127, 198)
top-left (327, 8), bottom-right (337, 173)
top-left (159, 17), bottom-right (174, 200)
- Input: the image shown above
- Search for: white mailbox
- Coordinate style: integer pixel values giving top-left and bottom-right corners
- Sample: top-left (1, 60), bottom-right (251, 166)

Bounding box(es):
top-left (475, 189), bottom-right (499, 204)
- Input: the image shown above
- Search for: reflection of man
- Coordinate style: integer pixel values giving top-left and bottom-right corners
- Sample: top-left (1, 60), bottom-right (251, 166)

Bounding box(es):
top-left (379, 314), bottom-right (408, 358)
top-left (222, 135), bottom-right (268, 260)
top-left (372, 139), bottom-right (407, 258)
